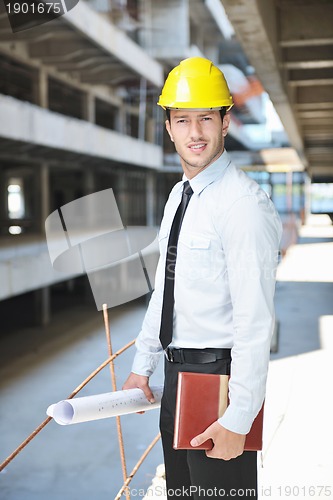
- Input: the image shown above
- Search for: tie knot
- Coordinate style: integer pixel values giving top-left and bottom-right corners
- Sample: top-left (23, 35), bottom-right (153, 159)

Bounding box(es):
top-left (183, 181), bottom-right (193, 197)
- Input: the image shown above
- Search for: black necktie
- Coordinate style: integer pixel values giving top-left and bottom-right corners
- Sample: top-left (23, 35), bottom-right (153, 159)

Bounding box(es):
top-left (159, 181), bottom-right (193, 350)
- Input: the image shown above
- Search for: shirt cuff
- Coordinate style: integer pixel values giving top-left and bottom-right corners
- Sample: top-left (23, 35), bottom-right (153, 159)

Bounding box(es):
top-left (131, 350), bottom-right (161, 378)
top-left (218, 404), bottom-right (257, 435)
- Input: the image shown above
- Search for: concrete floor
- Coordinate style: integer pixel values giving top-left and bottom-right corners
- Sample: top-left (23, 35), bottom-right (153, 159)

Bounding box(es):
top-left (1, 214), bottom-right (333, 500)
top-left (259, 215), bottom-right (333, 499)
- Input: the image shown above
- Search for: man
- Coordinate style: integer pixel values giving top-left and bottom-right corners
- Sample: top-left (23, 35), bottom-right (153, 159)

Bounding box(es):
top-left (123, 57), bottom-right (282, 499)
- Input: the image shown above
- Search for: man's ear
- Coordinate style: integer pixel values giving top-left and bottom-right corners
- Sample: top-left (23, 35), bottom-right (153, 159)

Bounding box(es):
top-left (165, 120), bottom-right (174, 142)
top-left (222, 113), bottom-right (231, 137)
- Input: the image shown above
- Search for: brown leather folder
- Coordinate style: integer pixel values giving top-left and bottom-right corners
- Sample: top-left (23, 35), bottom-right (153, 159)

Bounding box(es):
top-left (173, 372), bottom-right (264, 451)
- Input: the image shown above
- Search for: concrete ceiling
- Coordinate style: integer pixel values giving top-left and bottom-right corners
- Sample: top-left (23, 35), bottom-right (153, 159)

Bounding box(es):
top-left (222, 0), bottom-right (333, 182)
top-left (0, 1), bottom-right (163, 87)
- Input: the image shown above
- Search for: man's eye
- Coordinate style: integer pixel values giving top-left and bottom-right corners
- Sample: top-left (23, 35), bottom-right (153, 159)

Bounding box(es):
top-left (202, 117), bottom-right (212, 121)
top-left (176, 119), bottom-right (187, 124)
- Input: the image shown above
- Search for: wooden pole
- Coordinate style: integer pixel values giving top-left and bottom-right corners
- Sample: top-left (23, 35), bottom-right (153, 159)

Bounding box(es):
top-left (102, 304), bottom-right (130, 500)
top-left (0, 339), bottom-right (135, 473)
top-left (114, 433), bottom-right (161, 500)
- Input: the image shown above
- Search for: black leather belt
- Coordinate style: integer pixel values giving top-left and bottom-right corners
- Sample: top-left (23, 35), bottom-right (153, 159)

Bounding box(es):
top-left (164, 347), bottom-right (231, 364)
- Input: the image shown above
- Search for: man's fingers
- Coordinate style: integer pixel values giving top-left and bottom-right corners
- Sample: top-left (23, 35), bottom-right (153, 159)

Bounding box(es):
top-left (190, 430), bottom-right (210, 448)
top-left (140, 384), bottom-right (155, 404)
top-left (134, 381), bottom-right (155, 414)
top-left (123, 373), bottom-right (155, 403)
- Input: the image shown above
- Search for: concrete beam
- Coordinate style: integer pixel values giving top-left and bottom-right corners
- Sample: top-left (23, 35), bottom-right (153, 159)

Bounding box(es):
top-left (55, 56), bottom-right (111, 71)
top-left (290, 79), bottom-right (333, 87)
top-left (279, 2), bottom-right (333, 43)
top-left (283, 45), bottom-right (333, 64)
top-left (0, 25), bottom-right (55, 42)
top-left (288, 68), bottom-right (333, 86)
top-left (297, 84), bottom-right (333, 104)
top-left (296, 102), bottom-right (333, 111)
top-left (29, 41), bottom-right (97, 58)
top-left (298, 110), bottom-right (333, 119)
top-left (303, 124), bottom-right (333, 137)
top-left (0, 236), bottom-right (82, 300)
top-left (307, 146), bottom-right (333, 156)
top-left (0, 94), bottom-right (163, 170)
top-left (79, 70), bottom-right (130, 84)
top-left (280, 38), bottom-right (333, 48)
top-left (204, 0), bottom-right (235, 40)
top-left (222, 0), bottom-right (305, 157)
top-left (303, 129), bottom-right (333, 139)
top-left (0, 45), bottom-right (123, 110)
top-left (284, 60), bottom-right (333, 70)
top-left (307, 160), bottom-right (333, 169)
top-left (308, 165), bottom-right (333, 177)
top-left (63, 0), bottom-right (164, 87)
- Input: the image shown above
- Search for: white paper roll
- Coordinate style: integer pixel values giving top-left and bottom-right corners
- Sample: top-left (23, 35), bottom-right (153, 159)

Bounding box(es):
top-left (47, 386), bottom-right (163, 425)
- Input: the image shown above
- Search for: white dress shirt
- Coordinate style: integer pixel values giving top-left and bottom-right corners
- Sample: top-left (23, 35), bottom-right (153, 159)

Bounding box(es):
top-left (132, 150), bottom-right (282, 434)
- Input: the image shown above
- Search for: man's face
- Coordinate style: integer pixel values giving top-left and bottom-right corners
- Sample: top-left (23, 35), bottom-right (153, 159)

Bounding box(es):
top-left (165, 109), bottom-right (230, 178)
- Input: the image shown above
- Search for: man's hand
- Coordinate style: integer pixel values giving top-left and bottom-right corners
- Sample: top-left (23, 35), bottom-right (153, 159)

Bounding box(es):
top-left (122, 372), bottom-right (155, 413)
top-left (190, 421), bottom-right (246, 460)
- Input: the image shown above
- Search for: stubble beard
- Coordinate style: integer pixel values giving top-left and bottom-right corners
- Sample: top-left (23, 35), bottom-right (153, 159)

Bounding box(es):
top-left (177, 138), bottom-right (224, 172)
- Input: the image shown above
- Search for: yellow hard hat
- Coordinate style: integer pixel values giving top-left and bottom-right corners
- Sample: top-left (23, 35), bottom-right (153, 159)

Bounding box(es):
top-left (157, 57), bottom-right (233, 111)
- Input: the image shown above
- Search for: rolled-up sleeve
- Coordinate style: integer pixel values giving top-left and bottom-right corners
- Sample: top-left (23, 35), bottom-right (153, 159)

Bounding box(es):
top-left (218, 193), bottom-right (282, 434)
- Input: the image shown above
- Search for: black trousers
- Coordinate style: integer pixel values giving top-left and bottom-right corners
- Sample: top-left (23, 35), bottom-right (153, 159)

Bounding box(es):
top-left (159, 356), bottom-right (258, 500)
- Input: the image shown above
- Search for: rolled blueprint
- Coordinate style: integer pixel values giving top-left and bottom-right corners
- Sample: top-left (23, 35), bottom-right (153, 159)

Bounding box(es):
top-left (47, 386), bottom-right (163, 426)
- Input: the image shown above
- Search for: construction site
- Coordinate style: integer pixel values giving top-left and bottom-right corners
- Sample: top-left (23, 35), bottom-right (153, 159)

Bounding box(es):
top-left (0, 1), bottom-right (333, 498)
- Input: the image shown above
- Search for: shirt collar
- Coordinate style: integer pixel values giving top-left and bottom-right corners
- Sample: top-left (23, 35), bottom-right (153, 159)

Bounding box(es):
top-left (181, 150), bottom-right (231, 195)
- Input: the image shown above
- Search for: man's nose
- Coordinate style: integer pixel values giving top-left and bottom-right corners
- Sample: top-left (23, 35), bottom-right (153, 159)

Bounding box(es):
top-left (189, 120), bottom-right (203, 140)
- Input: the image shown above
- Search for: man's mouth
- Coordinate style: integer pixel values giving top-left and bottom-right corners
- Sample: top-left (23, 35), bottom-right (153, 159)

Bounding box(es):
top-left (188, 143), bottom-right (207, 152)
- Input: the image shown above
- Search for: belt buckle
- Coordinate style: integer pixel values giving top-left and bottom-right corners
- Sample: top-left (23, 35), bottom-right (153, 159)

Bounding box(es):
top-left (201, 352), bottom-right (217, 363)
top-left (164, 347), bottom-right (174, 362)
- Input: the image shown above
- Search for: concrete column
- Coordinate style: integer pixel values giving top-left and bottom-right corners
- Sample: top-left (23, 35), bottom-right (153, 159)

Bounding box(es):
top-left (83, 167), bottom-right (96, 231)
top-left (286, 170), bottom-right (293, 213)
top-left (146, 171), bottom-right (156, 227)
top-left (116, 174), bottom-right (128, 225)
top-left (40, 163), bottom-right (50, 234)
top-left (0, 169), bottom-right (7, 234)
top-left (118, 104), bottom-right (127, 135)
top-left (84, 168), bottom-right (95, 195)
top-left (83, 92), bottom-right (96, 123)
top-left (303, 173), bottom-right (312, 224)
top-left (36, 163), bottom-right (51, 325)
top-left (34, 287), bottom-right (51, 326)
top-left (33, 67), bottom-right (48, 108)
top-left (138, 78), bottom-right (147, 142)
